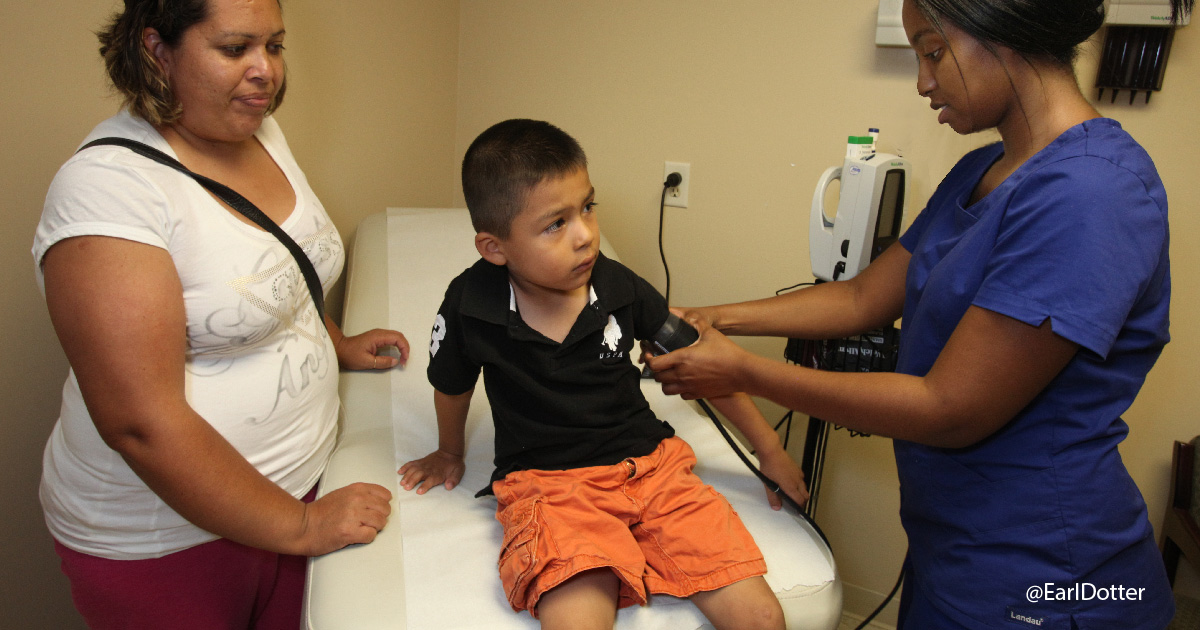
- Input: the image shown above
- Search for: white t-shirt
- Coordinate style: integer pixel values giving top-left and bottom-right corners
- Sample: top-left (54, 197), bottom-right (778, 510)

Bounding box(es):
top-left (32, 111), bottom-right (343, 559)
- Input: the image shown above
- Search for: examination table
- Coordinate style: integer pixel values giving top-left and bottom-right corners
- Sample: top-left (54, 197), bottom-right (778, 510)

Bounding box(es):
top-left (303, 207), bottom-right (842, 630)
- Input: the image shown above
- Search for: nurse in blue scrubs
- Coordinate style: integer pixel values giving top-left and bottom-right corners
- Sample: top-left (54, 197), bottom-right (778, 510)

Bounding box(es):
top-left (646, 0), bottom-right (1192, 627)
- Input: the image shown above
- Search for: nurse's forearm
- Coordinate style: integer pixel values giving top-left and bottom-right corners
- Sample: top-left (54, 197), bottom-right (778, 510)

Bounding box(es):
top-left (714, 282), bottom-right (1084, 451)
top-left (711, 243), bottom-right (909, 340)
top-left (741, 304), bottom-right (1079, 450)
top-left (709, 283), bottom-right (879, 339)
top-left (736, 354), bottom-right (977, 449)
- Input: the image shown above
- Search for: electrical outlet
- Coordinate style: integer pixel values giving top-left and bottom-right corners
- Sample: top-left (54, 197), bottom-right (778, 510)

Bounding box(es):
top-left (664, 161), bottom-right (690, 208)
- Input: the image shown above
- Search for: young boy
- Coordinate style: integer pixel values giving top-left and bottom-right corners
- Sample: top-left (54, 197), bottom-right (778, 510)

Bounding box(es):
top-left (399, 119), bottom-right (805, 630)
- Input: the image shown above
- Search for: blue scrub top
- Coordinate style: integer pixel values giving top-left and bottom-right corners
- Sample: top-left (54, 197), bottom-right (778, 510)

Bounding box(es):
top-left (894, 119), bottom-right (1172, 629)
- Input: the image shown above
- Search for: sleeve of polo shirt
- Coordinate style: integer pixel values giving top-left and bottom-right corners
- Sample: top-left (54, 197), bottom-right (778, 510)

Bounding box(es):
top-left (426, 274), bottom-right (482, 395)
top-left (973, 155), bottom-right (1167, 359)
top-left (628, 267), bottom-right (672, 340)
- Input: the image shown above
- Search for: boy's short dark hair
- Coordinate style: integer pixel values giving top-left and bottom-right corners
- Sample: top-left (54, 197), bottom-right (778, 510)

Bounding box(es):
top-left (462, 119), bottom-right (587, 239)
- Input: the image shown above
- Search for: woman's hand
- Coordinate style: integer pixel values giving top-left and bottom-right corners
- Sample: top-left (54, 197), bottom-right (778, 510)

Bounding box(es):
top-left (334, 328), bottom-right (410, 371)
top-left (644, 321), bottom-right (752, 400)
top-left (297, 482), bottom-right (393, 556)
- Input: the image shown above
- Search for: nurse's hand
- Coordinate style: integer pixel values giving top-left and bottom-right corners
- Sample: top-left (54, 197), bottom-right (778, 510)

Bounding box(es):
top-left (758, 449), bottom-right (809, 510)
top-left (671, 305), bottom-right (720, 331)
top-left (399, 449), bottom-right (466, 494)
top-left (644, 322), bottom-right (750, 400)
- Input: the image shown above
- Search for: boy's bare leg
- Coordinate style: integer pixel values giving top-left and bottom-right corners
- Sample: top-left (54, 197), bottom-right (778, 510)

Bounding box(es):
top-left (690, 576), bottom-right (785, 630)
top-left (536, 568), bottom-right (620, 630)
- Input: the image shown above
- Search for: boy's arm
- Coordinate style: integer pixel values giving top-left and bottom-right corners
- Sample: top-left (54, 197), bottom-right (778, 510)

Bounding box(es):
top-left (705, 393), bottom-right (809, 511)
top-left (398, 388), bottom-right (473, 494)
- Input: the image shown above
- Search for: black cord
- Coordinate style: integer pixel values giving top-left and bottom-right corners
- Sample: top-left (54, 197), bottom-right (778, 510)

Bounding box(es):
top-left (659, 173), bottom-right (681, 304)
top-left (806, 418), bottom-right (830, 518)
top-left (699, 394), bottom-right (912, 627)
top-left (769, 296), bottom-right (902, 624)
top-left (701, 387), bottom-right (902, 627)
top-left (772, 409), bottom-right (794, 451)
top-left (695, 399), bottom-right (832, 551)
top-left (854, 561), bottom-right (905, 629)
top-left (775, 281), bottom-right (815, 295)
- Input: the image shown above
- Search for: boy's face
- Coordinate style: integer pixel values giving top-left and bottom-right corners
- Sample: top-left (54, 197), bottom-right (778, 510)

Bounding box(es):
top-left (479, 166), bottom-right (599, 296)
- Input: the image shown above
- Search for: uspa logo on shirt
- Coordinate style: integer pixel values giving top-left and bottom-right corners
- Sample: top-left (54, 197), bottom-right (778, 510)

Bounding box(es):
top-left (600, 315), bottom-right (625, 360)
top-left (430, 314), bottom-right (447, 357)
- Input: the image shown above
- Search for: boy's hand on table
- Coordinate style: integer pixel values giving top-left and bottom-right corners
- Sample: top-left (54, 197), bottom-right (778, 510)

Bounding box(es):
top-left (398, 450), bottom-right (466, 494)
top-left (758, 448), bottom-right (809, 511)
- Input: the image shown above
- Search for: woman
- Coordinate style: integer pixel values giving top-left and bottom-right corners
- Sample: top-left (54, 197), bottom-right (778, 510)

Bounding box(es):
top-left (31, 0), bottom-right (409, 627)
top-left (647, 0), bottom-right (1192, 627)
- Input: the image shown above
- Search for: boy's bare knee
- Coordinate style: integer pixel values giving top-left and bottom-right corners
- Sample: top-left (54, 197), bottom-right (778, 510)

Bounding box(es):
top-left (749, 598), bottom-right (786, 630)
top-left (690, 577), bottom-right (785, 630)
top-left (536, 569), bottom-right (619, 630)
top-left (736, 594), bottom-right (785, 630)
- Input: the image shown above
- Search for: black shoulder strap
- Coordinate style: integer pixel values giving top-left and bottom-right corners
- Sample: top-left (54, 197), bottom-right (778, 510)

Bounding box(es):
top-left (78, 137), bottom-right (326, 321)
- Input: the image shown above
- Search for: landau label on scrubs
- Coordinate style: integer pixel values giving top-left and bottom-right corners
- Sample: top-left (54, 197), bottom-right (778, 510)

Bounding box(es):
top-left (1005, 606), bottom-right (1045, 627)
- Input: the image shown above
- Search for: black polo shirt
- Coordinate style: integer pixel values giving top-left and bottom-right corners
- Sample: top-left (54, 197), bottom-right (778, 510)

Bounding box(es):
top-left (427, 253), bottom-right (676, 490)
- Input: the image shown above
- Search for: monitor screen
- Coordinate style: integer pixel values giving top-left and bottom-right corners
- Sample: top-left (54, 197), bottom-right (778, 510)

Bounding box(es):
top-left (872, 169), bottom-right (905, 260)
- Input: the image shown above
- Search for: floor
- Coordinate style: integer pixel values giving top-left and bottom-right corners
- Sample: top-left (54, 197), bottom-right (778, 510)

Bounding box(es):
top-left (1168, 593), bottom-right (1200, 630)
top-left (836, 614), bottom-right (893, 630)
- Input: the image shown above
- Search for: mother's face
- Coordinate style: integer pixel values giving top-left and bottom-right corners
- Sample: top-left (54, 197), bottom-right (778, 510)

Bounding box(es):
top-left (146, 0), bottom-right (285, 143)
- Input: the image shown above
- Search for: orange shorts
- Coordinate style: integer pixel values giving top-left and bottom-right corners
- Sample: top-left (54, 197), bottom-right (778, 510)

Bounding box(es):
top-left (491, 436), bottom-right (767, 615)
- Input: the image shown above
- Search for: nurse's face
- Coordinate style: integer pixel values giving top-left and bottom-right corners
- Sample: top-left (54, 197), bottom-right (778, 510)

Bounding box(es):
top-left (902, 0), bottom-right (1015, 136)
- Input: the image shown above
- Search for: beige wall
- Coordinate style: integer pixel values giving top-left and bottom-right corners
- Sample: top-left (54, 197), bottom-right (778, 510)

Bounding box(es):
top-left (279, 0), bottom-right (460, 317)
top-left (3, 0), bottom-right (1196, 626)
top-left (3, 3), bottom-right (123, 626)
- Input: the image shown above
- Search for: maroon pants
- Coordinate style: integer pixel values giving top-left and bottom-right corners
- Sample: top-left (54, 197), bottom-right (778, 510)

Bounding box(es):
top-left (54, 489), bottom-right (315, 630)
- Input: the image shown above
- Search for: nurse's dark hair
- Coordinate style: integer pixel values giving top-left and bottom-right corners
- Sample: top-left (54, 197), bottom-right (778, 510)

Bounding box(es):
top-left (97, 0), bottom-right (287, 126)
top-left (911, 0), bottom-right (1192, 66)
top-left (462, 119), bottom-right (588, 239)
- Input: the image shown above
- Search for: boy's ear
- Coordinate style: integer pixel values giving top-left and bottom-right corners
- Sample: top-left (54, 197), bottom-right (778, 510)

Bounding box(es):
top-left (475, 232), bottom-right (507, 266)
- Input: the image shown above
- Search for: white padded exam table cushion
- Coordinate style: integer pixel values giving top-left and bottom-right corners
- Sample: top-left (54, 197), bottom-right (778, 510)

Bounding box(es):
top-left (305, 208), bottom-right (841, 630)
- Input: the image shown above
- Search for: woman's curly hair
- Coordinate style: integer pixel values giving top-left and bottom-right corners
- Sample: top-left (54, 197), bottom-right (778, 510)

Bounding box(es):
top-left (97, 0), bottom-right (286, 125)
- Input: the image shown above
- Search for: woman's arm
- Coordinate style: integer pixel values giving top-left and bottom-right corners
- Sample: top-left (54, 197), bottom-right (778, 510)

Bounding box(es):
top-left (43, 236), bottom-right (391, 556)
top-left (650, 305), bottom-right (1078, 448)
